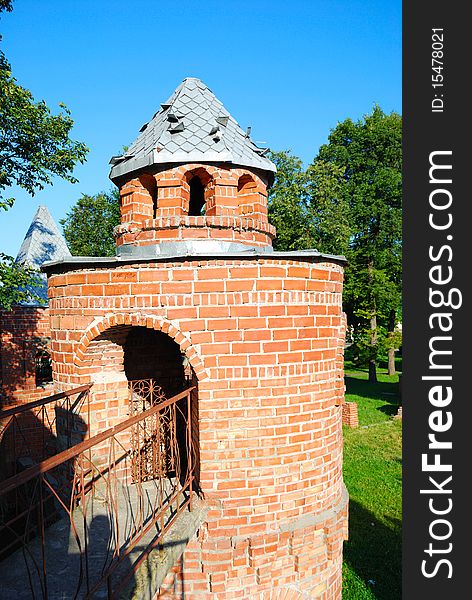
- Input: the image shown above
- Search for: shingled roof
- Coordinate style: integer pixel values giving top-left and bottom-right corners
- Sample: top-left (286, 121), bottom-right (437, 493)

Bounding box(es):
top-left (109, 77), bottom-right (276, 181)
top-left (15, 205), bottom-right (71, 305)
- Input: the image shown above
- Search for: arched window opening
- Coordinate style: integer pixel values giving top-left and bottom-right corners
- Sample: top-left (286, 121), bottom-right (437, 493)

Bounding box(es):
top-left (123, 327), bottom-right (199, 488)
top-left (35, 347), bottom-right (52, 386)
top-left (124, 328), bottom-right (187, 397)
top-left (139, 174), bottom-right (158, 218)
top-left (82, 325), bottom-right (201, 490)
top-left (237, 174), bottom-right (257, 215)
top-left (188, 176), bottom-right (206, 216)
top-left (237, 174), bottom-right (256, 194)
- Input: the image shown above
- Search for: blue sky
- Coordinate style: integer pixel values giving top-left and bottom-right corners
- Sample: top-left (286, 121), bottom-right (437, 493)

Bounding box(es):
top-left (1, 0), bottom-right (401, 256)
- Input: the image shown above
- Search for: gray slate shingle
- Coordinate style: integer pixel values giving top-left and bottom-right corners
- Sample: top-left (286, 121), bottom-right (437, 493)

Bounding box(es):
top-left (109, 78), bottom-right (276, 181)
top-left (15, 205), bottom-right (71, 305)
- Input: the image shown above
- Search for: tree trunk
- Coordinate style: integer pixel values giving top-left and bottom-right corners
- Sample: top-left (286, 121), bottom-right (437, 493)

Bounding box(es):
top-left (387, 348), bottom-right (396, 376)
top-left (369, 360), bottom-right (377, 383)
top-left (387, 308), bottom-right (396, 376)
top-left (368, 259), bottom-right (378, 383)
top-left (369, 311), bottom-right (377, 383)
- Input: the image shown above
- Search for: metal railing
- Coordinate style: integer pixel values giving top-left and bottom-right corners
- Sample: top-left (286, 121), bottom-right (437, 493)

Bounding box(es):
top-left (0, 384), bottom-right (92, 476)
top-left (0, 384), bottom-right (196, 599)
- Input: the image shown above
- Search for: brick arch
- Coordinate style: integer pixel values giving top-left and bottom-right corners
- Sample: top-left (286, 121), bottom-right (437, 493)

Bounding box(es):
top-left (237, 170), bottom-right (267, 195)
top-left (73, 313), bottom-right (208, 380)
top-left (182, 165), bottom-right (213, 187)
top-left (183, 166), bottom-right (215, 217)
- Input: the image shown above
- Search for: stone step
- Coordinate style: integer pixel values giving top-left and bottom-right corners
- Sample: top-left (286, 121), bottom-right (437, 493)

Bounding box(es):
top-left (0, 478), bottom-right (207, 599)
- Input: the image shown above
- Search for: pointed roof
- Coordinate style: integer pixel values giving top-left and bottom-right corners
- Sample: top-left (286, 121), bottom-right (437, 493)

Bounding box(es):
top-left (109, 77), bottom-right (276, 181)
top-left (15, 205), bottom-right (71, 305)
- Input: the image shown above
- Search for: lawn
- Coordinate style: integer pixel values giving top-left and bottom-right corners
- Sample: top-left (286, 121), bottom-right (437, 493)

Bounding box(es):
top-left (342, 365), bottom-right (402, 600)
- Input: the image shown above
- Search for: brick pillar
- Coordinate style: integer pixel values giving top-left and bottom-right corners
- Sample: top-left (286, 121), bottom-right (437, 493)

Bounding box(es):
top-left (342, 402), bottom-right (359, 428)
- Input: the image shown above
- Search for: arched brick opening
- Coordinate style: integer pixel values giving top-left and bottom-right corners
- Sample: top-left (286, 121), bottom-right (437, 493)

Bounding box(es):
top-left (139, 173), bottom-right (158, 218)
top-left (124, 328), bottom-right (187, 393)
top-left (184, 167), bottom-right (214, 216)
top-left (74, 313), bottom-right (208, 380)
top-left (76, 318), bottom-right (202, 489)
top-left (124, 327), bottom-right (199, 489)
top-left (237, 173), bottom-right (264, 217)
top-left (188, 176), bottom-right (206, 216)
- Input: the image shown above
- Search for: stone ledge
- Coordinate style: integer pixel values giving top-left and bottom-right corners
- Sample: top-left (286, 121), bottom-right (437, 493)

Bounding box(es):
top-left (121, 495), bottom-right (209, 600)
top-left (115, 215), bottom-right (276, 237)
top-left (278, 484), bottom-right (349, 534)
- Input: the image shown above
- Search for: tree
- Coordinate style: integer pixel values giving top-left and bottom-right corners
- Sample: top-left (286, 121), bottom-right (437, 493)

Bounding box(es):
top-left (0, 63), bottom-right (88, 210)
top-left (0, 252), bottom-right (43, 309)
top-left (268, 150), bottom-right (350, 256)
top-left (0, 1), bottom-right (88, 308)
top-left (61, 190), bottom-right (121, 257)
top-left (306, 159), bottom-right (350, 256)
top-left (317, 106), bottom-right (402, 382)
top-left (267, 150), bottom-right (315, 251)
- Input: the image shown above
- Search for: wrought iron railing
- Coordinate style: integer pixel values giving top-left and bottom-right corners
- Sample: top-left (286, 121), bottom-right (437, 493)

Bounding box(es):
top-left (0, 384), bottom-right (196, 599)
top-left (0, 385), bottom-right (92, 564)
top-left (0, 384), bottom-right (92, 477)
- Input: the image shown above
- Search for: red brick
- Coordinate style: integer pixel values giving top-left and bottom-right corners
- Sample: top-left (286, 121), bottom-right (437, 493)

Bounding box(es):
top-left (38, 158), bottom-right (347, 600)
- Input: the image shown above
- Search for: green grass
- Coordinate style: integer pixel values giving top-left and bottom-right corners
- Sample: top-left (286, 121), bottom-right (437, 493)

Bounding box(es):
top-left (342, 366), bottom-right (402, 600)
top-left (344, 366), bottom-right (401, 425)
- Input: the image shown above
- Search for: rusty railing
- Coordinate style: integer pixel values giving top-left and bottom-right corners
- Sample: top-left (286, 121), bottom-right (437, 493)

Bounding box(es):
top-left (0, 384), bottom-right (196, 599)
top-left (0, 385), bottom-right (92, 565)
top-left (0, 384), bottom-right (92, 475)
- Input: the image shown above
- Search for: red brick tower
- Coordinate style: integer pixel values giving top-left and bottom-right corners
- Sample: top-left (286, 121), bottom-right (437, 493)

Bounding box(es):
top-left (44, 78), bottom-right (348, 598)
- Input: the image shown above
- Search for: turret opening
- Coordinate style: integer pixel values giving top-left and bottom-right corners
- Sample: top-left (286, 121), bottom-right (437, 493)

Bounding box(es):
top-left (237, 173), bottom-right (257, 216)
top-left (139, 174), bottom-right (158, 218)
top-left (188, 176), bottom-right (206, 216)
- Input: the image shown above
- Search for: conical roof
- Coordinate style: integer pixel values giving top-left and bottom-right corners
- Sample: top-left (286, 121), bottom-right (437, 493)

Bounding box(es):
top-left (15, 205), bottom-right (71, 305)
top-left (109, 77), bottom-right (276, 181)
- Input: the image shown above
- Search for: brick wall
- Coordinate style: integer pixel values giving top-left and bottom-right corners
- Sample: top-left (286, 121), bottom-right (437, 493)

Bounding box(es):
top-left (47, 256), bottom-right (348, 598)
top-left (0, 306), bottom-right (54, 409)
top-left (156, 485), bottom-right (348, 599)
top-left (115, 164), bottom-right (275, 248)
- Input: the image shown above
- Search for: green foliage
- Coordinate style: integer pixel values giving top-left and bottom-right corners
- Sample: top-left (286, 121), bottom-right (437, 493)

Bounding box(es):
top-left (306, 159), bottom-right (350, 255)
top-left (267, 150), bottom-right (314, 251)
top-left (268, 150), bottom-right (350, 255)
top-left (0, 1), bottom-right (88, 308)
top-left (0, 63), bottom-right (89, 210)
top-left (0, 1), bottom-right (13, 14)
top-left (61, 190), bottom-right (121, 257)
top-left (0, 252), bottom-right (44, 309)
top-left (317, 106), bottom-right (402, 377)
top-left (384, 327), bottom-right (402, 352)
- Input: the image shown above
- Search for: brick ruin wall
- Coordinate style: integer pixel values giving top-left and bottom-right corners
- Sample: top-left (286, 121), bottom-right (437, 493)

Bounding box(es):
top-left (342, 402), bottom-right (359, 429)
top-left (0, 306), bottom-right (56, 477)
top-left (47, 257), bottom-right (348, 598)
top-left (0, 306), bottom-right (54, 407)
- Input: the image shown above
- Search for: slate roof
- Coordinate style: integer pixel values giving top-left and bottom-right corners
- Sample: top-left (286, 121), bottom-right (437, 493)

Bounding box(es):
top-left (109, 77), bottom-right (276, 181)
top-left (15, 205), bottom-right (71, 305)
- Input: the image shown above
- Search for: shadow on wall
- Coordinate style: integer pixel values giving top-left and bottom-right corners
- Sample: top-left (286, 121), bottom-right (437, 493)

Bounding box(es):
top-left (0, 405), bottom-right (88, 558)
top-left (0, 306), bottom-right (53, 410)
top-left (0, 404), bottom-right (137, 598)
